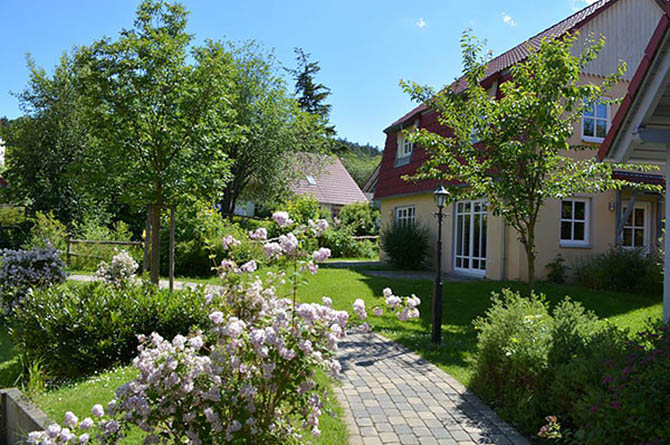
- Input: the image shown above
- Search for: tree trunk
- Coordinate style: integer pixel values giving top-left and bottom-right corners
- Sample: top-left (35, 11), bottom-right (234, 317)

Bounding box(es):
top-left (526, 221), bottom-right (537, 293)
top-left (150, 203), bottom-right (161, 285)
top-left (169, 206), bottom-right (175, 292)
top-left (221, 186), bottom-right (234, 220)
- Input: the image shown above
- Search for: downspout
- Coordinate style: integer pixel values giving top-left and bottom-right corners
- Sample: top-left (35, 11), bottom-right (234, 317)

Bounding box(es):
top-left (501, 218), bottom-right (507, 280)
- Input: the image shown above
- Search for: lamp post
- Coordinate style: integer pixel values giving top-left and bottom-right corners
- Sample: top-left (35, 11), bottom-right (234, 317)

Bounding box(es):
top-left (432, 185), bottom-right (450, 344)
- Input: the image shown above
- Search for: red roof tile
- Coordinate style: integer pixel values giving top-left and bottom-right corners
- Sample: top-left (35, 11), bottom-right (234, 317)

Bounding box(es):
top-left (291, 155), bottom-right (368, 206)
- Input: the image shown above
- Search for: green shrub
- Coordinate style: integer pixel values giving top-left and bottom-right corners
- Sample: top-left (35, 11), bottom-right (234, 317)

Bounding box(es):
top-left (337, 202), bottom-right (379, 236)
top-left (9, 281), bottom-right (210, 378)
top-left (545, 254), bottom-right (568, 284)
top-left (471, 290), bottom-right (553, 431)
top-left (380, 222), bottom-right (430, 269)
top-left (574, 247), bottom-right (662, 294)
top-left (24, 211), bottom-right (68, 253)
top-left (0, 206), bottom-right (26, 226)
top-left (572, 322), bottom-right (670, 444)
top-left (279, 194), bottom-right (330, 226)
top-left (159, 200), bottom-right (265, 277)
top-left (319, 224), bottom-right (377, 259)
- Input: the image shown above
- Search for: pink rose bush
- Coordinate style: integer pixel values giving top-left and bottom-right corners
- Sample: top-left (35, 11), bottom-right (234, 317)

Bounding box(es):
top-left (28, 212), bottom-right (420, 444)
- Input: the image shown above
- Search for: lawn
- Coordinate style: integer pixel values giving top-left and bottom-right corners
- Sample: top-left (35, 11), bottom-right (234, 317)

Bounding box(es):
top-left (291, 266), bottom-right (663, 385)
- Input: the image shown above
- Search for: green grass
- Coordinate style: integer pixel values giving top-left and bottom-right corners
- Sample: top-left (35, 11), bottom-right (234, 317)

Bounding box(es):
top-left (289, 269), bottom-right (663, 385)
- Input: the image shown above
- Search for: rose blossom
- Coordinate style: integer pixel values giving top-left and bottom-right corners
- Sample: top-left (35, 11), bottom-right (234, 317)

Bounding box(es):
top-left (222, 234), bottom-right (241, 250)
top-left (240, 260), bottom-right (257, 273)
top-left (248, 227), bottom-right (268, 240)
top-left (312, 247), bottom-right (331, 263)
top-left (272, 211), bottom-right (293, 227)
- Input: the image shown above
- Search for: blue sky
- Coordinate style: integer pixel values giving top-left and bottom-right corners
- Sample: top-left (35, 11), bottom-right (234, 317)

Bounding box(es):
top-left (0, 0), bottom-right (597, 148)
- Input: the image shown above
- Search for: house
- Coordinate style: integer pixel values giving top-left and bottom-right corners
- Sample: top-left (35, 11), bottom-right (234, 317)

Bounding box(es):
top-left (292, 154), bottom-right (369, 217)
top-left (362, 162), bottom-right (380, 205)
top-left (598, 2), bottom-right (670, 321)
top-left (375, 0), bottom-right (668, 281)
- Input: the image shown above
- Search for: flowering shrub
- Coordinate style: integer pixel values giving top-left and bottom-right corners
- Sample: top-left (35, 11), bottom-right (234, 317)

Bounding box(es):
top-left (0, 246), bottom-right (67, 312)
top-left (27, 211), bottom-right (420, 444)
top-left (95, 250), bottom-right (138, 285)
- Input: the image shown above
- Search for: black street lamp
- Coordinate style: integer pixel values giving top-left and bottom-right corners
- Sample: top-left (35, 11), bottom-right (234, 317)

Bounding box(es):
top-left (432, 185), bottom-right (450, 344)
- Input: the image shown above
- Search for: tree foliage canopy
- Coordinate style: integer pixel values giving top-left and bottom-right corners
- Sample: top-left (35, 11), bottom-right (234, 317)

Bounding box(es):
top-left (401, 31), bottom-right (659, 288)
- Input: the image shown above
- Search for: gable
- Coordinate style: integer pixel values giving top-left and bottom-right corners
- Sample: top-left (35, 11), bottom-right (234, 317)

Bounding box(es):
top-left (574, 0), bottom-right (664, 80)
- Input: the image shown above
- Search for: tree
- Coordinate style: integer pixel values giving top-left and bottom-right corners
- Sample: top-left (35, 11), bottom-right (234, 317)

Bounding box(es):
top-left (286, 48), bottom-right (335, 135)
top-left (402, 32), bottom-right (656, 290)
top-left (331, 138), bottom-right (381, 187)
top-left (3, 54), bottom-right (96, 225)
top-left (203, 41), bottom-right (327, 217)
top-left (76, 0), bottom-right (228, 283)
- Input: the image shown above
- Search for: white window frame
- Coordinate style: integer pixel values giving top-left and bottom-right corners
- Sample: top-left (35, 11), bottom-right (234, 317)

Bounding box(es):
top-left (453, 200), bottom-right (488, 276)
top-left (582, 98), bottom-right (610, 143)
top-left (559, 198), bottom-right (591, 247)
top-left (395, 206), bottom-right (415, 227)
top-left (622, 202), bottom-right (650, 250)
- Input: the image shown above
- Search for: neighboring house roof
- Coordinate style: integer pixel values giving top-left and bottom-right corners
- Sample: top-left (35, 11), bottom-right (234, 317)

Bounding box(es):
top-left (385, 0), bottom-right (652, 134)
top-left (362, 162), bottom-right (381, 195)
top-left (292, 155), bottom-right (368, 206)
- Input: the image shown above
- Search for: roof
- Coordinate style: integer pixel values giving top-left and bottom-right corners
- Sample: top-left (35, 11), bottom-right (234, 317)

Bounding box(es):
top-left (611, 170), bottom-right (665, 185)
top-left (362, 162), bottom-right (381, 194)
top-left (385, 0), bottom-right (632, 133)
top-left (291, 155), bottom-right (369, 206)
top-left (598, 3), bottom-right (670, 161)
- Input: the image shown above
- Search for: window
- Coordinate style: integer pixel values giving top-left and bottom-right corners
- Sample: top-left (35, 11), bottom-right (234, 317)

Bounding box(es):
top-left (560, 198), bottom-right (590, 246)
top-left (395, 123), bottom-right (417, 167)
top-left (305, 175), bottom-right (316, 185)
top-left (622, 204), bottom-right (648, 249)
top-left (395, 206), bottom-right (415, 227)
top-left (582, 99), bottom-right (609, 142)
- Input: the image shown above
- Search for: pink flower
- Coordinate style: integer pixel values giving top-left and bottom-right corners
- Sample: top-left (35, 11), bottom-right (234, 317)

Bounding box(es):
top-left (209, 311), bottom-right (225, 324)
top-left (312, 247), bottom-right (331, 263)
top-left (64, 411), bottom-right (78, 428)
top-left (264, 242), bottom-right (283, 259)
top-left (307, 261), bottom-right (318, 274)
top-left (383, 288), bottom-right (393, 298)
top-left (248, 227), bottom-right (268, 240)
top-left (240, 260), bottom-right (257, 273)
top-left (373, 307), bottom-right (383, 317)
top-left (272, 211), bottom-right (293, 227)
top-left (353, 299), bottom-right (367, 320)
top-left (222, 235), bottom-right (241, 250)
top-left (91, 404), bottom-right (104, 417)
top-left (279, 233), bottom-right (299, 255)
top-left (360, 322), bottom-right (371, 333)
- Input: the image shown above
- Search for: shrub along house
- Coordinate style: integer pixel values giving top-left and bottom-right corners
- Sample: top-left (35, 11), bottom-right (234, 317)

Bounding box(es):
top-left (376, 0), bottom-right (669, 280)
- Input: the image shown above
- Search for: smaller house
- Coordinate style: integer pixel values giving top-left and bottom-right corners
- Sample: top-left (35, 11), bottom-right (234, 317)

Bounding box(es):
top-left (292, 154), bottom-right (368, 217)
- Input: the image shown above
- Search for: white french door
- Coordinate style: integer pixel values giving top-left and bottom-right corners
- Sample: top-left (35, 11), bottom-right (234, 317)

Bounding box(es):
top-left (454, 200), bottom-right (488, 276)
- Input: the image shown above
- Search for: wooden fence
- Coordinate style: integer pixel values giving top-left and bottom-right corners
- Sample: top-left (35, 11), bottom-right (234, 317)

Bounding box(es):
top-left (65, 238), bottom-right (144, 267)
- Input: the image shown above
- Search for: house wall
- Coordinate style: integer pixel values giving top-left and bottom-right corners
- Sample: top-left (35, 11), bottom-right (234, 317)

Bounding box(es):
top-left (574, 0), bottom-right (663, 81)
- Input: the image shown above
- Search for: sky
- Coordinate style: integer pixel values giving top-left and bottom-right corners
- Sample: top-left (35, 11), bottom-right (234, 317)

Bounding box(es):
top-left (0, 0), bottom-right (599, 149)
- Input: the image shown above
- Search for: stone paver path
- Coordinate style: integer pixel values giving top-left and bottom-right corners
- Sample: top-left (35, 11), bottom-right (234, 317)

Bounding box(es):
top-left (333, 333), bottom-right (529, 445)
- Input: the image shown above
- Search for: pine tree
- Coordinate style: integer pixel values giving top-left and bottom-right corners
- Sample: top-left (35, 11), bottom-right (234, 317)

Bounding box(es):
top-left (287, 48), bottom-right (335, 135)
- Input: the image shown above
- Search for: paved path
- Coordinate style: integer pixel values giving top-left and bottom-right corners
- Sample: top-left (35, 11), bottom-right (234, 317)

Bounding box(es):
top-left (333, 333), bottom-right (529, 445)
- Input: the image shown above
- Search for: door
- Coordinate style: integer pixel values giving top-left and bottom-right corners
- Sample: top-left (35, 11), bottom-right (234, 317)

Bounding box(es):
top-left (454, 200), bottom-right (488, 276)
top-left (622, 202), bottom-right (651, 251)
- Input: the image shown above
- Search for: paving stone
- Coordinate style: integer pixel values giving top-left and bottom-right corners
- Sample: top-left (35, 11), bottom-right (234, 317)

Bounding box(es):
top-left (333, 332), bottom-right (529, 445)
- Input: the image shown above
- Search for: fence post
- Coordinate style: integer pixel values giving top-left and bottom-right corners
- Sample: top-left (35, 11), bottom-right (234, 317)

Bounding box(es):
top-left (66, 238), bottom-right (72, 266)
top-left (169, 206), bottom-right (175, 292)
top-left (143, 206), bottom-right (151, 274)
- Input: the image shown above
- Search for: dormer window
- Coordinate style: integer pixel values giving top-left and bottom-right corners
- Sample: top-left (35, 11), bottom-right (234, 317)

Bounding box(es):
top-left (395, 123), bottom-right (417, 167)
top-left (582, 99), bottom-right (609, 143)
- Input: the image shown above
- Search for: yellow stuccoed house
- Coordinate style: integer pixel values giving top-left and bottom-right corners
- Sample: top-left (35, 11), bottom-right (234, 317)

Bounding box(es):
top-left (375, 0), bottom-right (669, 282)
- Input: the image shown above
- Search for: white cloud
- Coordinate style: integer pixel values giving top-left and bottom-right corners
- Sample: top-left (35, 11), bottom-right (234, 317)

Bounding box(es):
top-left (416, 17), bottom-right (426, 29)
top-left (501, 12), bottom-right (517, 27)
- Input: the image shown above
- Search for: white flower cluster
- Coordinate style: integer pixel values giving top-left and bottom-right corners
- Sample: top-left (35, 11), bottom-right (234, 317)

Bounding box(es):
top-left (95, 250), bottom-right (138, 286)
top-left (0, 247), bottom-right (67, 312)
